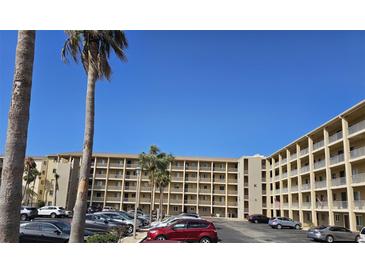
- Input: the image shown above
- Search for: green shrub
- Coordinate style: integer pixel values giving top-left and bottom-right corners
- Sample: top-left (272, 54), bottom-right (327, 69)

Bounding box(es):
top-left (86, 232), bottom-right (119, 243)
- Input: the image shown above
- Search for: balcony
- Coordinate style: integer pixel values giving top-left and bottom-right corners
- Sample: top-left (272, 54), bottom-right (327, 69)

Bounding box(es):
top-left (228, 190), bottom-right (238, 195)
top-left (213, 190), bottom-right (226, 195)
top-left (331, 176), bottom-right (346, 187)
top-left (95, 173), bottom-right (107, 179)
top-left (140, 186), bottom-right (151, 191)
top-left (316, 201), bottom-right (328, 209)
top-left (213, 166), bottom-right (226, 172)
top-left (199, 188), bottom-right (211, 194)
top-left (185, 188), bottom-right (197, 193)
top-left (282, 172), bottom-right (288, 179)
top-left (290, 153), bottom-right (298, 161)
top-left (282, 159), bottom-right (287, 165)
top-left (262, 189), bottom-right (267, 195)
top-left (274, 175), bottom-right (280, 181)
top-left (198, 200), bottom-right (211, 205)
top-left (274, 162), bottom-right (279, 168)
top-left (91, 197), bottom-right (104, 202)
top-left (200, 177), bottom-right (211, 182)
top-left (200, 166), bottom-right (211, 171)
top-left (300, 148), bottom-right (309, 156)
top-left (212, 201), bottom-right (225, 206)
top-left (348, 119), bottom-right (365, 135)
top-left (315, 180), bottom-right (327, 189)
top-left (185, 165), bottom-right (198, 171)
top-left (125, 175), bottom-right (137, 180)
top-left (140, 198), bottom-right (152, 203)
top-left (96, 162), bottom-right (108, 167)
top-left (313, 140), bottom-right (325, 151)
top-left (228, 179), bottom-right (238, 184)
top-left (300, 166), bottom-right (310, 174)
top-left (291, 202), bottom-right (299, 209)
top-left (291, 169), bottom-right (298, 176)
top-left (332, 200), bottom-right (348, 210)
top-left (109, 174), bottom-right (123, 179)
top-left (171, 177), bottom-right (184, 182)
top-left (185, 177), bottom-right (197, 182)
top-left (291, 185), bottom-right (298, 192)
top-left (171, 165), bottom-right (184, 170)
top-left (282, 188), bottom-right (288, 194)
top-left (314, 160), bottom-right (326, 170)
top-left (124, 198), bottom-right (136, 203)
top-left (353, 200), bottom-right (365, 211)
top-left (109, 162), bottom-right (123, 168)
top-left (330, 154), bottom-right (344, 165)
top-left (124, 186), bottom-right (137, 191)
top-left (126, 163), bottom-right (139, 168)
top-left (227, 201), bottom-right (238, 207)
top-left (105, 196), bottom-right (121, 202)
top-left (170, 188), bottom-right (183, 193)
top-left (184, 200), bottom-right (197, 205)
top-left (301, 183), bottom-right (311, 191)
top-left (350, 146), bottom-right (365, 159)
top-left (302, 202), bottom-right (311, 209)
top-left (228, 167), bottom-right (238, 172)
top-left (213, 179), bottom-right (226, 183)
top-left (329, 131), bottom-right (342, 143)
top-left (244, 195), bottom-right (249, 200)
top-left (107, 185), bottom-right (122, 191)
top-left (352, 173), bottom-right (365, 184)
top-left (282, 202), bottom-right (289, 208)
top-left (93, 185), bottom-right (106, 190)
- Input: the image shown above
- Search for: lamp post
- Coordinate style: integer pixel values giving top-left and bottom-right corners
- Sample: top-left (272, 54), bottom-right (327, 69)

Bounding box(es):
top-left (133, 166), bottom-right (142, 238)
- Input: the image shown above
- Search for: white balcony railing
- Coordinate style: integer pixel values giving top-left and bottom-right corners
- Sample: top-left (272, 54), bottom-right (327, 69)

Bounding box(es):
top-left (291, 169), bottom-right (298, 176)
top-left (314, 160), bottom-right (326, 170)
top-left (291, 185), bottom-right (299, 192)
top-left (313, 140), bottom-right (325, 150)
top-left (329, 131), bottom-right (342, 143)
top-left (315, 180), bottom-right (327, 189)
top-left (302, 202), bottom-right (311, 209)
top-left (350, 146), bottom-right (365, 159)
top-left (282, 159), bottom-right (287, 165)
top-left (282, 188), bottom-right (288, 193)
top-left (332, 200), bottom-right (348, 209)
top-left (300, 148), bottom-right (309, 156)
top-left (301, 184), bottom-right (311, 191)
top-left (332, 176), bottom-right (346, 187)
top-left (330, 154), bottom-right (344, 165)
top-left (316, 201), bottom-right (328, 209)
top-left (352, 173), bottom-right (365, 184)
top-left (282, 202), bottom-right (289, 208)
top-left (348, 119), bottom-right (365, 135)
top-left (301, 166), bottom-right (310, 173)
top-left (282, 172), bottom-right (288, 179)
top-left (354, 200), bottom-right (365, 211)
top-left (291, 202), bottom-right (299, 209)
top-left (290, 153), bottom-right (298, 161)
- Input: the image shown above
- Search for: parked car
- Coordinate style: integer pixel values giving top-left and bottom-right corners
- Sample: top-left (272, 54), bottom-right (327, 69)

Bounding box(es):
top-left (248, 214), bottom-right (270, 224)
top-left (124, 211), bottom-right (150, 227)
top-left (359, 227), bottom-right (365, 243)
top-left (102, 206), bottom-right (116, 212)
top-left (85, 214), bottom-right (129, 234)
top-left (178, 212), bottom-right (200, 218)
top-left (19, 220), bottom-right (93, 243)
top-left (20, 206), bottom-right (38, 221)
top-left (147, 218), bottom-right (218, 243)
top-left (37, 206), bottom-right (66, 218)
top-left (94, 212), bottom-right (141, 234)
top-left (269, 217), bottom-right (301, 229)
top-left (307, 225), bottom-right (360, 243)
top-left (128, 209), bottom-right (150, 221)
top-left (150, 215), bottom-right (196, 228)
top-left (65, 210), bottom-right (73, 217)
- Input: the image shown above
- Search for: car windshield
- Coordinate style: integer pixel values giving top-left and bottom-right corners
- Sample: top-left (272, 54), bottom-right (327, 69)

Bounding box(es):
top-left (58, 207), bottom-right (65, 210)
top-left (314, 225), bottom-right (328, 230)
top-left (162, 216), bottom-right (175, 223)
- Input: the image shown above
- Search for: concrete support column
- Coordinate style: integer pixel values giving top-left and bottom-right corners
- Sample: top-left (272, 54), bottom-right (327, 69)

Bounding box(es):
top-left (279, 154), bottom-right (284, 217)
top-left (297, 143), bottom-right (304, 224)
top-left (167, 162), bottom-right (171, 216)
top-left (102, 157), bottom-right (110, 207)
top-left (308, 136), bottom-right (318, 226)
top-left (324, 128), bottom-right (334, 225)
top-left (90, 156), bottom-right (97, 206)
top-left (182, 160), bottom-right (186, 213)
top-left (196, 161), bottom-right (200, 215)
top-left (287, 149), bottom-right (293, 219)
top-left (266, 159), bottom-right (271, 218)
top-left (120, 158), bottom-right (126, 211)
top-left (225, 162), bottom-right (228, 218)
top-left (272, 158), bottom-right (277, 217)
top-left (210, 162), bottom-right (214, 216)
top-left (342, 118), bottom-right (356, 231)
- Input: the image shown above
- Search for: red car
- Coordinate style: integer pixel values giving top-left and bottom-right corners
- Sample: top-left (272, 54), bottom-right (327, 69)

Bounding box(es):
top-left (146, 218), bottom-right (218, 243)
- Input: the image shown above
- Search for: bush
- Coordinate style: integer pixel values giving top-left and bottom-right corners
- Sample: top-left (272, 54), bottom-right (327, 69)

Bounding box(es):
top-left (86, 232), bottom-right (119, 243)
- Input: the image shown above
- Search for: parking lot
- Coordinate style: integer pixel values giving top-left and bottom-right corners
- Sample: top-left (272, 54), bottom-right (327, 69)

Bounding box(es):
top-left (207, 218), bottom-right (312, 243)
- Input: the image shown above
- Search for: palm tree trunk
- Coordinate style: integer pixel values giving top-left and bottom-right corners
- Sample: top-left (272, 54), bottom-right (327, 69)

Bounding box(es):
top-left (159, 185), bottom-right (163, 221)
top-left (69, 45), bottom-right (97, 243)
top-left (0, 31), bottom-right (36, 243)
top-left (149, 175), bottom-right (154, 223)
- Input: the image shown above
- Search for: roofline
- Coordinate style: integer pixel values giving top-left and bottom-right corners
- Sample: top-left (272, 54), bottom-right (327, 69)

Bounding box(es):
top-left (268, 99), bottom-right (365, 158)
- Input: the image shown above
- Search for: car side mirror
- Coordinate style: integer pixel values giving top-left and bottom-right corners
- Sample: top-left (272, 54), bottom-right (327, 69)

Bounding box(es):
top-left (54, 230), bottom-right (61, 235)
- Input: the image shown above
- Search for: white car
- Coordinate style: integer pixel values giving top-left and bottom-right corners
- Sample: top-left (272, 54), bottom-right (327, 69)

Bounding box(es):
top-left (37, 206), bottom-right (66, 218)
top-left (102, 206), bottom-right (116, 212)
top-left (359, 227), bottom-right (365, 243)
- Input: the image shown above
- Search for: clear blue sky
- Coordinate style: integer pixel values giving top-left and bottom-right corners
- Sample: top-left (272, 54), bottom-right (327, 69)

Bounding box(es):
top-left (0, 31), bottom-right (364, 158)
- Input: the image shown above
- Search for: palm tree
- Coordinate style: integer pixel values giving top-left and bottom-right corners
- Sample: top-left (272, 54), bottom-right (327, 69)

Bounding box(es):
top-left (139, 145), bottom-right (174, 221)
top-left (22, 157), bottom-right (40, 206)
top-left (62, 31), bottom-right (128, 243)
top-left (0, 31), bottom-right (36, 243)
top-left (52, 169), bottom-right (59, 206)
top-left (155, 170), bottom-right (172, 221)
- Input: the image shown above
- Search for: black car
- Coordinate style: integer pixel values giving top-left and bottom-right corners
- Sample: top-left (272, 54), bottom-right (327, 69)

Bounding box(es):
top-left (248, 214), bottom-right (270, 224)
top-left (19, 220), bottom-right (93, 243)
top-left (85, 214), bottom-right (129, 234)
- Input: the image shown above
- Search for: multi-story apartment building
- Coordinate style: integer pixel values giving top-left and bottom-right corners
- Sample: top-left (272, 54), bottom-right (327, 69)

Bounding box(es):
top-left (0, 99), bottom-right (364, 231)
top-left (44, 153), bottom-right (265, 220)
top-left (265, 100), bottom-right (365, 232)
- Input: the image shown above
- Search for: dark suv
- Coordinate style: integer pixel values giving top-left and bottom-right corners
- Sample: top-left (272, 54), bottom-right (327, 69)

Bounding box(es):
top-left (248, 214), bottom-right (270, 224)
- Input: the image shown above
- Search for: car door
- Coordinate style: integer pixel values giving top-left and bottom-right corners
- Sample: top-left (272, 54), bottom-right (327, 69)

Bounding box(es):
top-left (40, 223), bottom-right (64, 243)
top-left (331, 227), bottom-right (345, 241)
top-left (20, 222), bottom-right (42, 242)
top-left (342, 228), bottom-right (355, 242)
top-left (187, 220), bottom-right (204, 241)
top-left (168, 221), bottom-right (190, 241)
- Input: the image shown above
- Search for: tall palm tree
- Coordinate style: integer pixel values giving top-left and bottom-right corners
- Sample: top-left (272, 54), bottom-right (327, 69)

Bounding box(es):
top-left (0, 31), bottom-right (36, 243)
top-left (155, 170), bottom-right (171, 221)
top-left (52, 169), bottom-right (59, 206)
top-left (22, 157), bottom-right (40, 206)
top-left (62, 31), bottom-right (128, 243)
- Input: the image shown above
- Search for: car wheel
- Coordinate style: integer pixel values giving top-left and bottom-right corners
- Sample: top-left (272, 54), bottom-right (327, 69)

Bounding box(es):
top-left (294, 224), bottom-right (300, 230)
top-left (277, 224), bottom-right (282, 229)
top-left (156, 235), bottom-right (167, 241)
top-left (200, 237), bottom-right (211, 243)
top-left (20, 214), bottom-right (28, 221)
top-left (254, 220), bottom-right (259, 224)
top-left (355, 236), bottom-right (360, 243)
top-left (326, 235), bottom-right (334, 243)
top-left (127, 225), bottom-right (133, 234)
top-left (50, 213), bottom-right (57, 218)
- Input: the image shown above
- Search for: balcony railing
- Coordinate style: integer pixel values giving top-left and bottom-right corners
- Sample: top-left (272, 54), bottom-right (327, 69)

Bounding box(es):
top-left (184, 200), bottom-right (197, 205)
top-left (228, 167), bottom-right (238, 172)
top-left (291, 186), bottom-right (298, 192)
top-left (213, 179), bottom-right (226, 183)
top-left (171, 165), bottom-right (184, 170)
top-left (282, 188), bottom-right (288, 194)
top-left (213, 190), bottom-right (226, 195)
top-left (291, 169), bottom-right (298, 176)
top-left (331, 176), bottom-right (346, 187)
top-left (350, 146), bottom-right (365, 159)
top-left (352, 173), bottom-right (365, 184)
top-left (124, 186), bottom-right (137, 191)
top-left (329, 131), bottom-right (342, 143)
top-left (314, 160), bottom-right (326, 170)
top-left (290, 153), bottom-right (298, 161)
top-left (124, 198), bottom-right (136, 203)
top-left (300, 166), bottom-right (310, 173)
top-left (198, 200), bottom-right (211, 205)
top-left (300, 148), bottom-right (309, 156)
top-left (185, 165), bottom-right (198, 170)
top-left (200, 177), bottom-right (211, 182)
top-left (244, 195), bottom-right (249, 200)
top-left (316, 201), bottom-right (328, 209)
top-left (125, 175), bottom-right (137, 180)
top-left (282, 202), bottom-right (289, 208)
top-left (199, 189), bottom-right (211, 194)
top-left (140, 186), bottom-right (151, 191)
top-left (348, 119), bottom-right (365, 135)
top-left (212, 201), bottom-right (225, 206)
top-left (332, 200), bottom-right (348, 209)
top-left (301, 183), bottom-right (311, 191)
top-left (200, 166), bottom-right (211, 171)
top-left (262, 189), bottom-right (267, 195)
top-left (330, 154), bottom-right (344, 165)
top-left (227, 201), bottom-right (238, 206)
top-left (213, 167), bottom-right (226, 172)
top-left (353, 200), bottom-right (365, 211)
top-left (109, 174), bottom-right (123, 179)
top-left (107, 185), bottom-right (122, 190)
top-left (91, 197), bottom-right (104, 202)
top-left (274, 162), bottom-right (279, 168)
top-left (185, 188), bottom-right (198, 193)
top-left (291, 202), bottom-right (299, 209)
top-left (171, 177), bottom-right (184, 181)
top-left (185, 177), bottom-right (198, 182)
top-left (228, 190), bottom-right (238, 195)
top-left (313, 140), bottom-right (325, 151)
top-left (282, 172), bottom-right (288, 179)
top-left (274, 175), bottom-right (280, 181)
top-left (93, 185), bottom-right (106, 190)
top-left (109, 162), bottom-right (123, 168)
top-left (302, 202), bottom-right (311, 209)
top-left (315, 180), bottom-right (327, 189)
top-left (228, 179), bottom-right (238, 184)
top-left (126, 163), bottom-right (139, 168)
top-left (170, 188), bottom-right (183, 193)
top-left (105, 196), bottom-right (121, 202)
top-left (96, 162), bottom-right (107, 167)
top-left (95, 174), bottom-right (107, 178)
top-left (282, 159), bottom-right (287, 165)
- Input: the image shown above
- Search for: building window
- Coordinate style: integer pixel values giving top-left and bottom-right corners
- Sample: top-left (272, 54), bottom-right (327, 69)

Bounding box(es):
top-left (335, 214), bottom-right (340, 222)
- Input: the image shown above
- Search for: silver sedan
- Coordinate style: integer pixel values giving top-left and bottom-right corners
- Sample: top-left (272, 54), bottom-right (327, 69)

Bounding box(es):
top-left (307, 226), bottom-right (360, 243)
